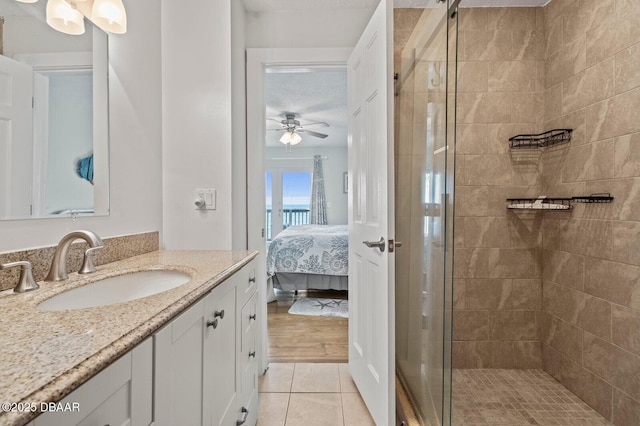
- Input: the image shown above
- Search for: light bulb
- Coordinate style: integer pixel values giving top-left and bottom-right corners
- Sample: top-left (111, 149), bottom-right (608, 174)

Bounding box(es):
top-left (289, 132), bottom-right (302, 145)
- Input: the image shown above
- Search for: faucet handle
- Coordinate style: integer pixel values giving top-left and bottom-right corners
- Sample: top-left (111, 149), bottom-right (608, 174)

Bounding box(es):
top-left (79, 246), bottom-right (103, 275)
top-left (0, 261), bottom-right (40, 293)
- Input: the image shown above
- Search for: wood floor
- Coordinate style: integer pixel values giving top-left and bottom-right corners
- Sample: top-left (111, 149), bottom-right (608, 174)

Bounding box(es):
top-left (267, 289), bottom-right (348, 363)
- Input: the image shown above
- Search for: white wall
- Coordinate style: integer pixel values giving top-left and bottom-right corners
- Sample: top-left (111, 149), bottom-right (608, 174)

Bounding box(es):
top-left (231, 0), bottom-right (248, 250)
top-left (245, 9), bottom-right (374, 48)
top-left (266, 146), bottom-right (348, 225)
top-left (0, 0), bottom-right (163, 252)
top-left (161, 0), bottom-right (233, 250)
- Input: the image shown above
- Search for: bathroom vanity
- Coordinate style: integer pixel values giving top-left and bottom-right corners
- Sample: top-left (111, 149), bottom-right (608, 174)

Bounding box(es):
top-left (0, 250), bottom-right (259, 426)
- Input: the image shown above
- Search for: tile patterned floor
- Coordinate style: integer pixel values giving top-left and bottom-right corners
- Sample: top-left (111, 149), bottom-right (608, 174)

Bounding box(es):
top-left (452, 369), bottom-right (612, 426)
top-left (257, 362), bottom-right (375, 426)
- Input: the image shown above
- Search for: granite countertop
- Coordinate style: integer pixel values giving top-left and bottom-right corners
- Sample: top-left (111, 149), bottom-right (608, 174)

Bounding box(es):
top-left (0, 249), bottom-right (258, 426)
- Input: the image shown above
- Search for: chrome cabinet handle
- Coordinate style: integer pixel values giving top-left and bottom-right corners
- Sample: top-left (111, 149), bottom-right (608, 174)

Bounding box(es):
top-left (207, 319), bottom-right (218, 329)
top-left (249, 351), bottom-right (256, 358)
top-left (362, 237), bottom-right (385, 252)
top-left (249, 314), bottom-right (256, 321)
top-left (214, 310), bottom-right (225, 319)
top-left (236, 407), bottom-right (249, 425)
top-left (249, 277), bottom-right (256, 283)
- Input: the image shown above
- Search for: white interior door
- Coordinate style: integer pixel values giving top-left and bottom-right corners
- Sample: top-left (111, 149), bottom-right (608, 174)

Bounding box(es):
top-left (347, 0), bottom-right (395, 424)
top-left (0, 55), bottom-right (34, 219)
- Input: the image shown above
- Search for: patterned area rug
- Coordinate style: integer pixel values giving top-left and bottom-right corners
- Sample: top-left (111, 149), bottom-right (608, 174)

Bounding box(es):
top-left (288, 298), bottom-right (348, 318)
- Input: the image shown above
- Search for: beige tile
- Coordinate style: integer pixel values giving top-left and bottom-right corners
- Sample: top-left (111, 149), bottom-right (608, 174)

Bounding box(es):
top-left (541, 312), bottom-right (583, 363)
top-left (545, 13), bottom-right (564, 57)
top-left (542, 249), bottom-right (585, 291)
top-left (544, 83), bottom-right (563, 122)
top-left (453, 311), bottom-right (489, 340)
top-left (510, 279), bottom-right (542, 310)
top-left (457, 93), bottom-right (512, 124)
top-left (612, 221), bottom-right (640, 265)
top-left (613, 389), bottom-right (640, 426)
top-left (338, 364), bottom-right (357, 393)
top-left (462, 341), bottom-right (515, 368)
top-left (562, 57), bottom-right (614, 114)
top-left (393, 8), bottom-right (423, 33)
top-left (513, 29), bottom-right (545, 60)
top-left (257, 393), bottom-right (290, 426)
top-left (586, 87), bottom-right (640, 142)
top-left (488, 310), bottom-right (537, 340)
top-left (512, 341), bottom-right (542, 368)
top-left (546, 36), bottom-right (587, 88)
top-left (460, 155), bottom-right (512, 186)
top-left (584, 257), bottom-right (640, 310)
top-left (587, 178), bottom-right (640, 221)
top-left (341, 392), bottom-right (374, 426)
top-left (285, 393), bottom-right (343, 426)
top-left (615, 42), bottom-right (640, 95)
top-left (511, 92), bottom-right (544, 124)
top-left (462, 217), bottom-right (511, 248)
top-left (457, 62), bottom-right (488, 93)
top-left (487, 123), bottom-right (538, 155)
top-left (259, 363), bottom-right (295, 393)
top-left (488, 7), bottom-right (536, 31)
top-left (561, 139), bottom-right (615, 182)
top-left (615, 132), bottom-right (640, 178)
top-left (458, 8), bottom-right (488, 31)
top-left (457, 124), bottom-right (488, 155)
top-left (544, 108), bottom-right (587, 146)
top-left (583, 332), bottom-right (640, 398)
top-left (463, 30), bottom-right (512, 61)
top-left (454, 248), bottom-right (538, 279)
top-left (488, 61), bottom-right (536, 92)
top-left (463, 279), bottom-right (512, 309)
top-left (612, 306), bottom-right (640, 357)
top-left (291, 363), bottom-right (340, 393)
top-left (563, 0), bottom-right (614, 45)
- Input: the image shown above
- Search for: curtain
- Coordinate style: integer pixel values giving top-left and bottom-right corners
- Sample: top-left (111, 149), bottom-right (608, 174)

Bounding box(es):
top-left (309, 155), bottom-right (328, 225)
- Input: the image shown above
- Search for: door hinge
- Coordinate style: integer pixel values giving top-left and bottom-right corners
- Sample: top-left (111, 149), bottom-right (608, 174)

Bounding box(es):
top-left (261, 228), bottom-right (265, 238)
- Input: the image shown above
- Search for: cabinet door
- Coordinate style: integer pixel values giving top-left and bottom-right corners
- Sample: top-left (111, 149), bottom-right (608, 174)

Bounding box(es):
top-left (237, 258), bottom-right (257, 308)
top-left (154, 298), bottom-right (206, 426)
top-left (203, 279), bottom-right (238, 426)
top-left (239, 292), bottom-right (259, 426)
top-left (34, 338), bottom-right (153, 426)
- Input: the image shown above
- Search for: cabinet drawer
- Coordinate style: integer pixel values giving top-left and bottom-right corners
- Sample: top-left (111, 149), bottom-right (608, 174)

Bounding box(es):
top-left (237, 259), bottom-right (257, 308)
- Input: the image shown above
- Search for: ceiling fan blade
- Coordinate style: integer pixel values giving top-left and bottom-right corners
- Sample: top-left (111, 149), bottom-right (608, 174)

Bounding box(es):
top-left (265, 118), bottom-right (284, 123)
top-left (299, 130), bottom-right (328, 139)
top-left (302, 121), bottom-right (330, 128)
top-left (267, 128), bottom-right (285, 131)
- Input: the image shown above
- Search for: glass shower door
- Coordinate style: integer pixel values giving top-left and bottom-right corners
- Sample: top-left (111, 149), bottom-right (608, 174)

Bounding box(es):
top-left (395, 1), bottom-right (457, 425)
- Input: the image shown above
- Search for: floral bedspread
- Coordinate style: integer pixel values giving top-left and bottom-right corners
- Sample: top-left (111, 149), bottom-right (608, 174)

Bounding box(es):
top-left (266, 225), bottom-right (348, 276)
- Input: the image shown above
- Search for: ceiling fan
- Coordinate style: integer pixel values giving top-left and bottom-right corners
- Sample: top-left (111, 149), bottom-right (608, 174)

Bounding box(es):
top-left (266, 113), bottom-right (329, 145)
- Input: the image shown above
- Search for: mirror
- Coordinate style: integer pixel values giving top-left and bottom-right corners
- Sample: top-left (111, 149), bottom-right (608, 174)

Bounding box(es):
top-left (0, 0), bottom-right (109, 220)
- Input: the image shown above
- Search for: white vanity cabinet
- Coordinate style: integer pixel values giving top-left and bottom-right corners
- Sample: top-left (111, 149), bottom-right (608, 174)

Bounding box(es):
top-left (32, 337), bottom-right (153, 426)
top-left (154, 258), bottom-right (259, 426)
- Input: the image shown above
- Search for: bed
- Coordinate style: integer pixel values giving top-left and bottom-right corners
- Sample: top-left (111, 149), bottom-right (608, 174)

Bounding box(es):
top-left (266, 224), bottom-right (348, 293)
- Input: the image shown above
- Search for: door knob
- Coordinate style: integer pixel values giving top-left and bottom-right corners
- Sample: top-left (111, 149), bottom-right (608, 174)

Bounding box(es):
top-left (362, 237), bottom-right (385, 252)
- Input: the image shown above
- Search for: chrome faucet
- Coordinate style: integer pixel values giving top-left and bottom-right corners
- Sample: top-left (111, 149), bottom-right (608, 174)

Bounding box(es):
top-left (45, 230), bottom-right (104, 281)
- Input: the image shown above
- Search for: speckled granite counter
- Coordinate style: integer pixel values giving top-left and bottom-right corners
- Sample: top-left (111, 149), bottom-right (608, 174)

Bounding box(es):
top-left (0, 250), bottom-right (258, 426)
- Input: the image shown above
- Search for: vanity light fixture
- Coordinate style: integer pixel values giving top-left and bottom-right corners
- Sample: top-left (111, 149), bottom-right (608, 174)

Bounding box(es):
top-left (17, 0), bottom-right (127, 35)
top-left (279, 131), bottom-right (302, 146)
top-left (46, 0), bottom-right (85, 35)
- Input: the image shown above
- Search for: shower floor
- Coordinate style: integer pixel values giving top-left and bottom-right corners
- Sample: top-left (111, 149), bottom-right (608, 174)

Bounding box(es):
top-left (452, 369), bottom-right (611, 425)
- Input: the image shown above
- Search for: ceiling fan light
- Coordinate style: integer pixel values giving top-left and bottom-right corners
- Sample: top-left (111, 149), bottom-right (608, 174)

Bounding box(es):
top-left (46, 0), bottom-right (85, 35)
top-left (289, 132), bottom-right (302, 145)
top-left (92, 0), bottom-right (127, 34)
top-left (16, 0), bottom-right (39, 4)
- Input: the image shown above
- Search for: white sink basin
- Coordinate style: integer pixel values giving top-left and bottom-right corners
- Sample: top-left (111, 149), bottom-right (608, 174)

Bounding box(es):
top-left (37, 270), bottom-right (191, 311)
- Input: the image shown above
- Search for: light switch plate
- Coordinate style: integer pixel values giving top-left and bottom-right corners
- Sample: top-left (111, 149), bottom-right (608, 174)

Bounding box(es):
top-left (195, 189), bottom-right (216, 210)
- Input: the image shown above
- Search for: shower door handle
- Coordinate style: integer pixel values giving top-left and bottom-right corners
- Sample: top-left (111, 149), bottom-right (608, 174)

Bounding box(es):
top-left (363, 237), bottom-right (386, 252)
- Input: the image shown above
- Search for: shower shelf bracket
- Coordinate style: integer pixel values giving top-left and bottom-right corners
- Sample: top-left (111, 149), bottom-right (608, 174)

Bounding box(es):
top-left (506, 194), bottom-right (613, 210)
top-left (509, 129), bottom-right (572, 149)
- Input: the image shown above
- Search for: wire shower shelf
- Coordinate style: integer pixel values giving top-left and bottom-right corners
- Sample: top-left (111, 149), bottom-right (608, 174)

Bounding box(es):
top-left (509, 129), bottom-right (572, 149)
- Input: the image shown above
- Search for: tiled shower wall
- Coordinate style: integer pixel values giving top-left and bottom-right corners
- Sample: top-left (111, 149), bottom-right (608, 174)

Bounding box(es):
top-left (452, 7), bottom-right (546, 369)
top-left (540, 0), bottom-right (640, 423)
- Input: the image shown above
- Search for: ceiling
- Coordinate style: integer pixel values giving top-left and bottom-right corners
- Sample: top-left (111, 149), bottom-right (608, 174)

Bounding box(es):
top-left (265, 67), bottom-right (348, 148)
